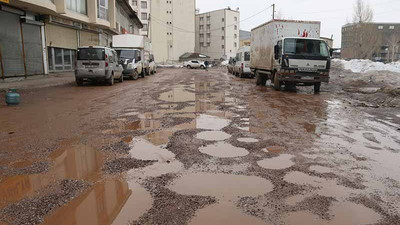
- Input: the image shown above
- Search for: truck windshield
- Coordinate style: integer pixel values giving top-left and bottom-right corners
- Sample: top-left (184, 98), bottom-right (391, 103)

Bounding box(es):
top-left (244, 52), bottom-right (251, 61)
top-left (116, 50), bottom-right (139, 60)
top-left (284, 39), bottom-right (329, 57)
top-left (77, 48), bottom-right (105, 60)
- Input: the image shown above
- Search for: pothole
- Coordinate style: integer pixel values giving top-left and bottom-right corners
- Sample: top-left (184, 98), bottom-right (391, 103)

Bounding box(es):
top-left (196, 131), bottom-right (232, 141)
top-left (199, 142), bottom-right (249, 158)
top-left (237, 138), bottom-right (259, 143)
top-left (257, 154), bottom-right (295, 170)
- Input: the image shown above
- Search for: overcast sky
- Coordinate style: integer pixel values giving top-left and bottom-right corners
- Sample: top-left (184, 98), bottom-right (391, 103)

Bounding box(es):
top-left (196, 0), bottom-right (400, 48)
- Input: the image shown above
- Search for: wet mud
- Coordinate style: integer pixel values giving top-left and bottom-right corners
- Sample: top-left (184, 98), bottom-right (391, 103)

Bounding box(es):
top-left (0, 67), bottom-right (399, 225)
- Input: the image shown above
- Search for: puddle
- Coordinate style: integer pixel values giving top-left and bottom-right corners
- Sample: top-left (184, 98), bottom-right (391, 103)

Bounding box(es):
top-left (237, 138), bottom-right (259, 143)
top-left (301, 153), bottom-right (319, 159)
top-left (122, 136), bottom-right (133, 143)
top-left (237, 126), bottom-right (250, 131)
top-left (199, 142), bottom-right (249, 158)
top-left (284, 194), bottom-right (310, 206)
top-left (196, 114), bottom-right (231, 130)
top-left (122, 112), bottom-right (140, 117)
top-left (128, 160), bottom-right (184, 179)
top-left (168, 172), bottom-right (273, 199)
top-left (309, 165), bottom-right (333, 174)
top-left (10, 160), bottom-right (36, 169)
top-left (159, 88), bottom-right (195, 102)
top-left (282, 201), bottom-right (381, 225)
top-left (262, 146), bottom-right (286, 153)
top-left (196, 131), bottom-right (232, 141)
top-left (189, 201), bottom-right (272, 225)
top-left (41, 178), bottom-right (153, 225)
top-left (129, 138), bottom-right (175, 162)
top-left (257, 154), bottom-right (295, 170)
top-left (0, 143), bottom-right (104, 210)
top-left (125, 119), bottom-right (162, 131)
top-left (240, 118), bottom-right (250, 121)
top-left (144, 130), bottom-right (175, 146)
top-left (283, 171), bottom-right (358, 199)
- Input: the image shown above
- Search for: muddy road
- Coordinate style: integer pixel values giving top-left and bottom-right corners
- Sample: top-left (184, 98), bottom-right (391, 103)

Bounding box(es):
top-left (0, 67), bottom-right (399, 225)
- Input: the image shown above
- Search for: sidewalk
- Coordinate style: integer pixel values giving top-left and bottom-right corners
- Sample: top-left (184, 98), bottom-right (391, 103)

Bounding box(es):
top-left (0, 72), bottom-right (75, 91)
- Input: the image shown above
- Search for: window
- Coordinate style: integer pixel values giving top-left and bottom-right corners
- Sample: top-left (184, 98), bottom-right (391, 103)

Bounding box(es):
top-left (141, 13), bottom-right (147, 20)
top-left (378, 25), bottom-right (384, 30)
top-left (97, 0), bottom-right (108, 20)
top-left (141, 1), bottom-right (147, 9)
top-left (132, 0), bottom-right (137, 6)
top-left (200, 34), bottom-right (204, 38)
top-left (244, 52), bottom-right (250, 61)
top-left (389, 26), bottom-right (395, 30)
top-left (206, 16), bottom-right (210, 21)
top-left (67, 0), bottom-right (87, 15)
top-left (200, 17), bottom-right (204, 21)
top-left (222, 18), bottom-right (224, 22)
top-left (222, 45), bottom-right (225, 49)
top-left (77, 48), bottom-right (105, 60)
top-left (142, 24), bottom-right (148, 31)
top-left (234, 42), bottom-right (237, 47)
top-left (222, 27), bottom-right (225, 31)
top-left (200, 42), bottom-right (204, 47)
top-left (221, 36), bottom-right (225, 40)
top-left (234, 17), bottom-right (237, 22)
top-left (207, 42), bottom-right (210, 47)
top-left (206, 33), bottom-right (210, 38)
top-left (200, 25), bottom-right (204, 31)
top-left (234, 25), bottom-right (237, 30)
top-left (234, 34), bottom-right (237, 38)
top-left (283, 38), bottom-right (329, 57)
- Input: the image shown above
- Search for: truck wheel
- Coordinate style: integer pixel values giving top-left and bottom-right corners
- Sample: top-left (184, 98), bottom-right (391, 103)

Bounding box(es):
top-left (146, 69), bottom-right (150, 76)
top-left (107, 74), bottom-right (114, 86)
top-left (132, 70), bottom-right (139, 80)
top-left (76, 78), bottom-right (84, 86)
top-left (314, 82), bottom-right (321, 94)
top-left (200, 65), bottom-right (205, 69)
top-left (141, 70), bottom-right (146, 78)
top-left (274, 73), bottom-right (281, 91)
top-left (255, 71), bottom-right (262, 86)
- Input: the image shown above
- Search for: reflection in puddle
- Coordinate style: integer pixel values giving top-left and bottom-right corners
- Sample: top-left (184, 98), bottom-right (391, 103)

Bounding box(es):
top-left (257, 154), bottom-right (294, 170)
top-left (189, 201), bottom-right (272, 225)
top-left (128, 160), bottom-right (184, 179)
top-left (159, 88), bottom-right (195, 102)
top-left (0, 143), bottom-right (103, 210)
top-left (199, 142), bottom-right (249, 158)
top-left (196, 114), bottom-right (231, 130)
top-left (237, 138), bottom-right (259, 143)
top-left (168, 172), bottom-right (273, 199)
top-left (196, 131), bottom-right (232, 141)
top-left (284, 194), bottom-right (310, 206)
top-left (129, 138), bottom-right (175, 162)
top-left (264, 146), bottom-right (286, 153)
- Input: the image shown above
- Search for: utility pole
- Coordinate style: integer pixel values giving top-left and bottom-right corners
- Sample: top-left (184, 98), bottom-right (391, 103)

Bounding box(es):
top-left (272, 4), bottom-right (275, 20)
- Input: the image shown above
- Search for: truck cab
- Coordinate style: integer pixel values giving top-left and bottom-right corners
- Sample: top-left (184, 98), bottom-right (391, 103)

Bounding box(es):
top-left (272, 37), bottom-right (331, 92)
top-left (115, 48), bottom-right (143, 80)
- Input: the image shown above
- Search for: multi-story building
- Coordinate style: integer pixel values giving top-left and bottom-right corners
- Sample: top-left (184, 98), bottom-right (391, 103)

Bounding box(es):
top-left (195, 8), bottom-right (240, 60)
top-left (0, 0), bottom-right (142, 78)
top-left (130, 0), bottom-right (150, 36)
top-left (239, 30), bottom-right (251, 47)
top-left (341, 23), bottom-right (400, 62)
top-left (129, 0), bottom-right (196, 63)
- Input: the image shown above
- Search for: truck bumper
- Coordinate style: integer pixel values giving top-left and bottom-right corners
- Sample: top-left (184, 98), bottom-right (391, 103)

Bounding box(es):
top-left (279, 73), bottom-right (330, 83)
top-left (122, 69), bottom-right (134, 75)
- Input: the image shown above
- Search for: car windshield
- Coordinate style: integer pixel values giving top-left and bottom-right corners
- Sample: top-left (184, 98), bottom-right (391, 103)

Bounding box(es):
top-left (284, 38), bottom-right (329, 57)
top-left (77, 48), bottom-right (105, 60)
top-left (116, 50), bottom-right (139, 60)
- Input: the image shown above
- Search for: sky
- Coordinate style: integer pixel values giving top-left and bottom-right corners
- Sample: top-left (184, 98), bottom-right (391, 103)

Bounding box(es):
top-left (196, 0), bottom-right (400, 48)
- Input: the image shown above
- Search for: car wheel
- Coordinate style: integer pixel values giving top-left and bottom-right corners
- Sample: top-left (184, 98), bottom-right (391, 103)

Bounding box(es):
top-left (200, 65), bottom-right (205, 69)
top-left (187, 65), bottom-right (192, 69)
top-left (108, 74), bottom-right (114, 86)
top-left (314, 82), bottom-right (321, 94)
top-left (119, 74), bottom-right (124, 83)
top-left (146, 68), bottom-right (150, 76)
top-left (132, 70), bottom-right (139, 80)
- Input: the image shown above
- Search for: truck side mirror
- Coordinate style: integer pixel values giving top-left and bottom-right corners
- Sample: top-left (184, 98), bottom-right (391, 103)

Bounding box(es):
top-left (274, 45), bottom-right (279, 60)
top-left (137, 56), bottom-right (142, 62)
top-left (329, 49), bottom-right (334, 57)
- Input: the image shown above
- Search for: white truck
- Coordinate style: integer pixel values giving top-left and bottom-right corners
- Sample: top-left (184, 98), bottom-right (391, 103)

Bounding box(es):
top-left (250, 20), bottom-right (332, 93)
top-left (112, 34), bottom-right (152, 80)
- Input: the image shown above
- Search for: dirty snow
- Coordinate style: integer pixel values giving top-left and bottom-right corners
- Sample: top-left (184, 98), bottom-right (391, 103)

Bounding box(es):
top-left (333, 59), bottom-right (400, 73)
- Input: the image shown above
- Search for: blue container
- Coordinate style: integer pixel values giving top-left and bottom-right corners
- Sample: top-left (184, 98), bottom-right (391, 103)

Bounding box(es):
top-left (6, 89), bottom-right (20, 106)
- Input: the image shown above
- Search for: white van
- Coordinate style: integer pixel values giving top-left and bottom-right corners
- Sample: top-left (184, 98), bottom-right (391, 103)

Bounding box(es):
top-left (75, 46), bottom-right (123, 86)
top-left (233, 46), bottom-right (253, 78)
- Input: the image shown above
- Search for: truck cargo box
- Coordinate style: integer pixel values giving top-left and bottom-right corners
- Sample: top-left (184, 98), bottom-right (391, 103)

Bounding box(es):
top-left (112, 34), bottom-right (150, 50)
top-left (250, 20), bottom-right (321, 70)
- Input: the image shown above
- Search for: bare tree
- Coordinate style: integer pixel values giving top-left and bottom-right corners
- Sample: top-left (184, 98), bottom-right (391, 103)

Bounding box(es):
top-left (387, 34), bottom-right (400, 62)
top-left (353, 0), bottom-right (374, 23)
top-left (350, 0), bottom-right (382, 59)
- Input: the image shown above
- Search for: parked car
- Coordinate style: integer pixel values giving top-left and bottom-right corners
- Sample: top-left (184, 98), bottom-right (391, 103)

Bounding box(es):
top-left (227, 57), bottom-right (236, 74)
top-left (149, 54), bottom-right (157, 74)
top-left (184, 60), bottom-right (206, 69)
top-left (233, 46), bottom-right (253, 78)
top-left (75, 46), bottom-right (123, 86)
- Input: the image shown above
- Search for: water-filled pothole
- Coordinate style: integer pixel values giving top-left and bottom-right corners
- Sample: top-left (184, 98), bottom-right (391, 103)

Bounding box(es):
top-left (199, 142), bottom-right (249, 158)
top-left (257, 154), bottom-right (295, 170)
top-left (196, 131), bottom-right (232, 141)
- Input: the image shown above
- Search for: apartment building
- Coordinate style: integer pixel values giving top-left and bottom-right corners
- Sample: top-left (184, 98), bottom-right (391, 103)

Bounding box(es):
top-left (195, 8), bottom-right (240, 60)
top-left (0, 0), bottom-right (142, 78)
top-left (342, 23), bottom-right (400, 62)
top-left (130, 0), bottom-right (150, 36)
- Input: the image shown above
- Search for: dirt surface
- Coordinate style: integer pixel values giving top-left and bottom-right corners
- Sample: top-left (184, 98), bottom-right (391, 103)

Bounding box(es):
top-left (0, 66), bottom-right (399, 225)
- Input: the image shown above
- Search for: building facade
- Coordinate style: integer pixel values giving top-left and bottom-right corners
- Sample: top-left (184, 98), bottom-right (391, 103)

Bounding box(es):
top-left (195, 8), bottom-right (240, 60)
top-left (0, 0), bottom-right (142, 78)
top-left (239, 30), bottom-right (250, 47)
top-left (130, 0), bottom-right (150, 36)
top-left (341, 23), bottom-right (400, 62)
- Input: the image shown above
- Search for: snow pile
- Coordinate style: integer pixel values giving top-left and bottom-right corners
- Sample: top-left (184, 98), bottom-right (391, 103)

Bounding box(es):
top-left (333, 59), bottom-right (400, 73)
top-left (157, 63), bottom-right (183, 68)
